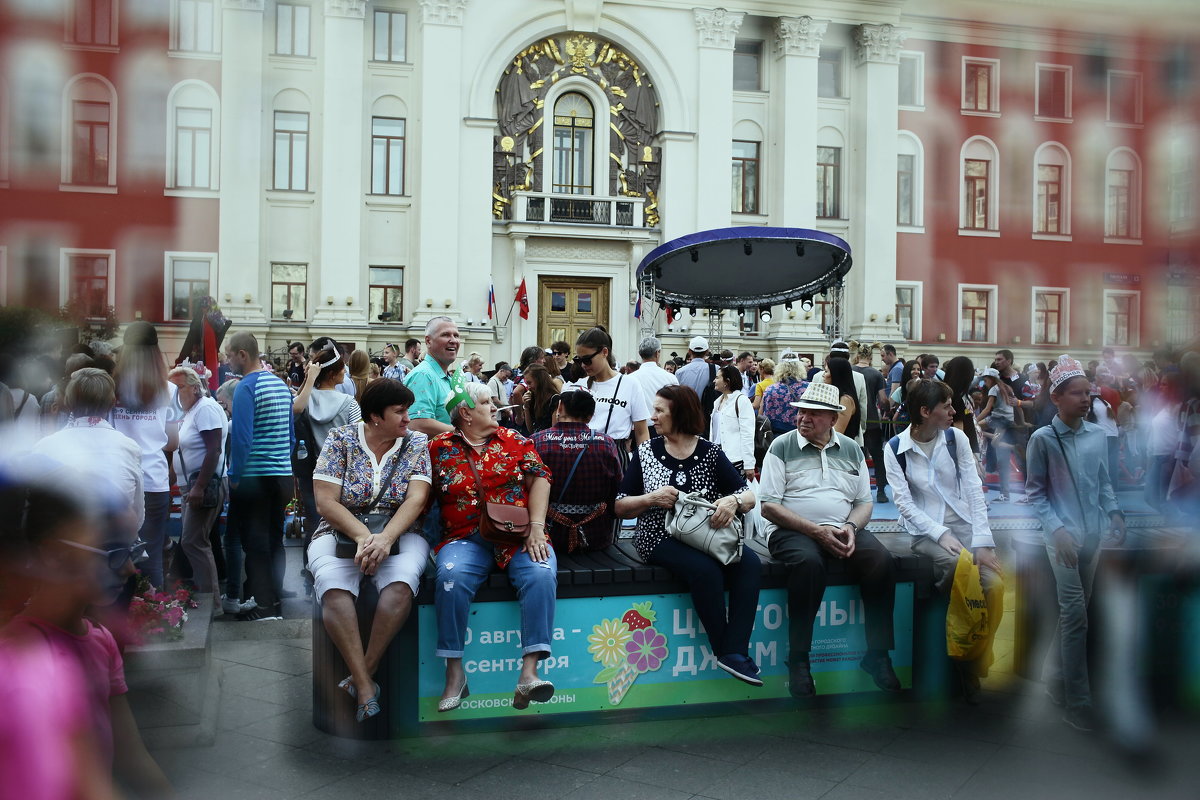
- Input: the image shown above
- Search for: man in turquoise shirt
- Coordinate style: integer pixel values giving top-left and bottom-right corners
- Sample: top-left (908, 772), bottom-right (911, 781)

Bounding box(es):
top-left (404, 316), bottom-right (461, 437)
top-left (1025, 355), bottom-right (1125, 733)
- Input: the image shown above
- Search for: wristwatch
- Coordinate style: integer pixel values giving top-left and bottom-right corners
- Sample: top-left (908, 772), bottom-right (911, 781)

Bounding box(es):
top-left (845, 521), bottom-right (860, 534)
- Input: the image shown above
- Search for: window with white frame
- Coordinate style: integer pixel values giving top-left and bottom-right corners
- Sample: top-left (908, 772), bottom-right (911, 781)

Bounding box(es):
top-left (167, 255), bottom-right (214, 320)
top-left (1032, 287), bottom-right (1069, 345)
top-left (1168, 132), bottom-right (1195, 230)
top-left (369, 266), bottom-right (404, 323)
top-left (373, 10), bottom-right (406, 62)
top-left (731, 140), bottom-right (760, 214)
top-left (64, 75), bottom-right (117, 188)
top-left (959, 285), bottom-right (996, 343)
top-left (961, 58), bottom-right (999, 114)
top-left (1103, 290), bottom-right (1139, 347)
top-left (275, 3), bottom-right (310, 57)
top-left (271, 263), bottom-right (307, 320)
top-left (1035, 64), bottom-right (1071, 120)
top-left (68, 0), bottom-right (116, 47)
top-left (167, 81), bottom-right (219, 191)
top-left (818, 48), bottom-right (844, 99)
top-left (273, 111), bottom-right (309, 191)
top-left (1107, 71), bottom-right (1142, 125)
top-left (172, 0), bottom-right (215, 53)
top-left (1105, 148), bottom-right (1141, 239)
top-left (898, 52), bottom-right (924, 108)
top-left (1033, 142), bottom-right (1070, 236)
top-left (897, 131), bottom-right (924, 228)
top-left (733, 41), bottom-right (763, 92)
top-left (61, 250), bottom-right (114, 317)
top-left (370, 116), bottom-right (405, 195)
top-left (895, 282), bottom-right (922, 341)
top-left (816, 146), bottom-right (841, 219)
top-left (552, 92), bottom-right (594, 195)
top-left (959, 136), bottom-right (999, 232)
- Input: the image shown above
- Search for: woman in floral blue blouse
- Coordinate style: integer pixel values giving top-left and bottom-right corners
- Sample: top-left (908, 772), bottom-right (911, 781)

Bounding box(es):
top-left (309, 379), bottom-right (431, 722)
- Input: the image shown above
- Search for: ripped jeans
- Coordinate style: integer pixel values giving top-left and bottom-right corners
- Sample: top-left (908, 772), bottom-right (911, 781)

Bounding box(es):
top-left (433, 532), bottom-right (557, 659)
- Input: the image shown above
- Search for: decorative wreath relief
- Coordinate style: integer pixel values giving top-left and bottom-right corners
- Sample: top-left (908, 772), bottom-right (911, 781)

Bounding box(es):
top-left (590, 601), bottom-right (668, 705)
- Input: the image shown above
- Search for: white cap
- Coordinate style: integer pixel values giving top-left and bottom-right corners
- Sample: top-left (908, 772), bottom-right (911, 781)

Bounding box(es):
top-left (689, 336), bottom-right (709, 353)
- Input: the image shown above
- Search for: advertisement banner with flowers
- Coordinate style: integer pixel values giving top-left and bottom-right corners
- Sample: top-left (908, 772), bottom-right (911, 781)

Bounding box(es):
top-left (415, 584), bottom-right (914, 720)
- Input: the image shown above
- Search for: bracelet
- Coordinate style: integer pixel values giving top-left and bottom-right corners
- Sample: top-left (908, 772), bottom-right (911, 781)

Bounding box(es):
top-left (845, 521), bottom-right (859, 533)
top-left (530, 521), bottom-right (546, 527)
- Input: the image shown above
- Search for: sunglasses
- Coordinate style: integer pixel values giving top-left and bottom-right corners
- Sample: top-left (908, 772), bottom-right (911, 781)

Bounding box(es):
top-left (572, 350), bottom-right (602, 365)
top-left (55, 539), bottom-right (133, 571)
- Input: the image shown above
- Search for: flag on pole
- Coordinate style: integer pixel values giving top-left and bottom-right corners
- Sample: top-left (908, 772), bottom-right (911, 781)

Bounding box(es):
top-left (515, 278), bottom-right (530, 320)
top-left (634, 290), bottom-right (642, 319)
top-left (665, 305), bottom-right (675, 325)
top-left (487, 284), bottom-right (496, 320)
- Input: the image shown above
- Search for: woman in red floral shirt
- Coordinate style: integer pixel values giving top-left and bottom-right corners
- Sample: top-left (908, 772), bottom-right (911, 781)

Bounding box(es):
top-left (428, 381), bottom-right (555, 712)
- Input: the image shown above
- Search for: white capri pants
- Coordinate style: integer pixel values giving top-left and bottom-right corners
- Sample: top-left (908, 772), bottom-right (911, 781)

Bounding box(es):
top-left (308, 532), bottom-right (430, 601)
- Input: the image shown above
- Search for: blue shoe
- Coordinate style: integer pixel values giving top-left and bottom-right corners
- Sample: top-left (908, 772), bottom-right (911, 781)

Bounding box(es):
top-left (717, 654), bottom-right (763, 686)
top-left (356, 682), bottom-right (381, 722)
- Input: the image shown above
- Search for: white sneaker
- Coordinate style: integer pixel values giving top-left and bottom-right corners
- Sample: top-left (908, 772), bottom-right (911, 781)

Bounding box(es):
top-left (220, 595), bottom-right (256, 614)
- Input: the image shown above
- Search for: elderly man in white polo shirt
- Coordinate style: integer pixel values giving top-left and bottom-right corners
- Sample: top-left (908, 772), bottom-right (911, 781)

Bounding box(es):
top-left (759, 381), bottom-right (900, 698)
top-left (629, 336), bottom-right (677, 434)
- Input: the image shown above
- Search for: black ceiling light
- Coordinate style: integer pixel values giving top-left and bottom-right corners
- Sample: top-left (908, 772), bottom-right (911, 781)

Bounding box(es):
top-left (759, 307), bottom-right (772, 323)
top-left (690, 248), bottom-right (699, 262)
top-left (800, 294), bottom-right (814, 312)
top-left (743, 240), bottom-right (753, 256)
top-left (688, 306), bottom-right (697, 317)
top-left (796, 243), bottom-right (805, 257)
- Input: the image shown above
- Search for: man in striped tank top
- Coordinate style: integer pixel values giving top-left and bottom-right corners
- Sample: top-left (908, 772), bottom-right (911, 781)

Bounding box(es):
top-left (225, 332), bottom-right (295, 621)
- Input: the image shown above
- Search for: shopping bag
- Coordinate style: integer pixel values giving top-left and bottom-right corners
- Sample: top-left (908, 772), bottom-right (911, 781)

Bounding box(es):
top-left (946, 549), bottom-right (991, 661)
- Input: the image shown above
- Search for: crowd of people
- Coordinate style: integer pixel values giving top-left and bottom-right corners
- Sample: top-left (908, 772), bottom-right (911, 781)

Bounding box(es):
top-left (1, 312), bottom-right (1197, 794)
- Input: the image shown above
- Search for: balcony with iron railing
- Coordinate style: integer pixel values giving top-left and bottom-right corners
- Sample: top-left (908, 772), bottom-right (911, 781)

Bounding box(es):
top-left (511, 192), bottom-right (646, 228)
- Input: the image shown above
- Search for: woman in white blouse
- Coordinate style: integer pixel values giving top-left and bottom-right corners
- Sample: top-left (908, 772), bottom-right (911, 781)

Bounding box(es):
top-left (882, 378), bottom-right (1003, 704)
top-left (710, 365), bottom-right (756, 480)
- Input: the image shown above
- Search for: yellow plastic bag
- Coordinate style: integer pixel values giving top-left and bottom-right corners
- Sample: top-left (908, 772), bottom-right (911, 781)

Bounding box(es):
top-left (946, 549), bottom-right (991, 661)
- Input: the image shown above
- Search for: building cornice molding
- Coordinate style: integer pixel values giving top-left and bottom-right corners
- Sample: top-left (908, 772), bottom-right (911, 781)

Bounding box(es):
top-left (223, 0), bottom-right (264, 11)
top-left (854, 23), bottom-right (908, 65)
top-left (693, 7), bottom-right (745, 50)
top-left (419, 0), bottom-right (467, 27)
top-left (774, 16), bottom-right (829, 59)
top-left (325, 0), bottom-right (366, 19)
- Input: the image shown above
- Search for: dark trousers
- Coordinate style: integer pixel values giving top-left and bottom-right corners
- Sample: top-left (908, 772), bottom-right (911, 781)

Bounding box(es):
top-left (648, 538), bottom-right (762, 658)
top-left (228, 475), bottom-right (289, 608)
top-left (768, 528), bottom-right (896, 657)
top-left (863, 428), bottom-right (887, 491)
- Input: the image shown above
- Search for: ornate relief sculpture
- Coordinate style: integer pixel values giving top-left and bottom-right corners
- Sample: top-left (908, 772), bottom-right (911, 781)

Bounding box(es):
top-left (493, 33), bottom-right (662, 226)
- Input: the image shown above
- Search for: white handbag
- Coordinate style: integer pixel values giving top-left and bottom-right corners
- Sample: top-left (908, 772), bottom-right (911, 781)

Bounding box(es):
top-left (665, 492), bottom-right (743, 565)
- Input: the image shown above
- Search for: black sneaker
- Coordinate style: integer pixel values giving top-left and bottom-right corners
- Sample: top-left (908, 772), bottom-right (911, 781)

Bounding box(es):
top-left (1062, 705), bottom-right (1097, 732)
top-left (787, 657), bottom-right (815, 698)
top-left (860, 652), bottom-right (902, 692)
top-left (236, 603), bottom-right (282, 622)
top-left (717, 654), bottom-right (764, 686)
top-left (875, 489), bottom-right (889, 504)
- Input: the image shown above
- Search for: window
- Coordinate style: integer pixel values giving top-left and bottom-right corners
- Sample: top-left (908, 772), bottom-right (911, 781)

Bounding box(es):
top-left (959, 286), bottom-right (994, 343)
top-left (71, 100), bottom-right (110, 185)
top-left (271, 263), bottom-right (307, 320)
top-left (1107, 71), bottom-right (1142, 125)
top-left (731, 140), bottom-right (760, 214)
top-left (816, 146), bottom-right (841, 219)
top-left (173, 0), bottom-right (215, 53)
top-left (733, 41), bottom-right (763, 91)
top-left (69, 0), bottom-right (115, 46)
top-left (1105, 148), bottom-right (1141, 240)
top-left (1036, 65), bottom-right (1070, 119)
top-left (895, 286), bottom-right (915, 339)
top-left (962, 58), bottom-right (998, 113)
top-left (66, 253), bottom-right (112, 317)
top-left (551, 92), bottom-right (594, 195)
top-left (169, 258), bottom-right (211, 320)
top-left (369, 267), bottom-right (404, 323)
top-left (897, 132), bottom-right (924, 228)
top-left (174, 107), bottom-right (212, 188)
top-left (373, 10), bottom-right (406, 62)
top-left (959, 136), bottom-right (999, 232)
top-left (273, 111), bottom-right (308, 191)
top-left (1033, 143), bottom-right (1070, 236)
top-left (813, 295), bottom-right (833, 336)
top-left (370, 116), bottom-right (405, 195)
top-left (818, 49), bottom-right (843, 98)
top-left (275, 3), bottom-right (310, 57)
top-left (898, 53), bottom-right (923, 108)
top-left (1033, 288), bottom-right (1068, 345)
top-left (1103, 290), bottom-right (1139, 347)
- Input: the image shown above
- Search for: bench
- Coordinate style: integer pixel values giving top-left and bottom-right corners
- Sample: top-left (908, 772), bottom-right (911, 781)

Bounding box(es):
top-left (313, 533), bottom-right (939, 739)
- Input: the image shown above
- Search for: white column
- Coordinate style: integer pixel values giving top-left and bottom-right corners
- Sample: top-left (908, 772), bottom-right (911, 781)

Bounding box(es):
top-left (313, 0), bottom-right (367, 325)
top-left (846, 23), bottom-right (906, 342)
top-left (771, 16), bottom-right (826, 226)
top-left (692, 8), bottom-right (742, 230)
top-left (459, 118), bottom-right (499, 337)
top-left (217, 0), bottom-right (266, 323)
top-left (412, 0), bottom-right (467, 326)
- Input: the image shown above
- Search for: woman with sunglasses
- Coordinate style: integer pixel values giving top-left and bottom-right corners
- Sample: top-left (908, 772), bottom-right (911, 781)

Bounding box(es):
top-left (572, 328), bottom-right (650, 464)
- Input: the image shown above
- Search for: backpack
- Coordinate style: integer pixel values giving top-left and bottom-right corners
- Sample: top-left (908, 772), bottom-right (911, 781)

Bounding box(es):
top-left (888, 428), bottom-right (959, 491)
top-left (753, 411), bottom-right (775, 463)
top-left (292, 408), bottom-right (319, 473)
top-left (700, 363), bottom-right (720, 424)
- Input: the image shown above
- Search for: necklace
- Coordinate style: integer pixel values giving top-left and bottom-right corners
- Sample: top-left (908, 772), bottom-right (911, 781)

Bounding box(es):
top-left (461, 433), bottom-right (489, 447)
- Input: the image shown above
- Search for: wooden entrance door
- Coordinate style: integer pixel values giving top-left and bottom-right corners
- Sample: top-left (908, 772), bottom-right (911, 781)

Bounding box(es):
top-left (538, 277), bottom-right (609, 348)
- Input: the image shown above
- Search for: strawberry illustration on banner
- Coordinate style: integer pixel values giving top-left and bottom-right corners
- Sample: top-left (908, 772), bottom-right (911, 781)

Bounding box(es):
top-left (515, 278), bottom-right (530, 320)
top-left (589, 601), bottom-right (668, 705)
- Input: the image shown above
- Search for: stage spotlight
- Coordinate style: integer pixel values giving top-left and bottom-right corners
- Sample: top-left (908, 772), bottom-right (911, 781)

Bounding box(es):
top-left (690, 248), bottom-right (699, 263)
top-left (785, 301), bottom-right (793, 311)
top-left (743, 240), bottom-right (753, 256)
top-left (688, 307), bottom-right (697, 317)
top-left (800, 295), bottom-right (814, 312)
top-left (796, 243), bottom-right (805, 257)
top-left (759, 307), bottom-right (772, 323)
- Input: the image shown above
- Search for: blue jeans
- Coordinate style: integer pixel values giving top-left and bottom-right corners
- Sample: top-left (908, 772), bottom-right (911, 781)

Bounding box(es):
top-left (434, 533), bottom-right (557, 659)
top-left (1042, 540), bottom-right (1101, 709)
top-left (138, 491), bottom-right (172, 588)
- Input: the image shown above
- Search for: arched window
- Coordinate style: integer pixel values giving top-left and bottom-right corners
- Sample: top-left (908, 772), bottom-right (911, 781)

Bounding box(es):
top-left (62, 74), bottom-right (117, 188)
top-left (897, 131), bottom-right (924, 228)
top-left (959, 135), bottom-right (999, 232)
top-left (1105, 147), bottom-right (1141, 240)
top-left (166, 80), bottom-right (219, 191)
top-left (1033, 142), bottom-right (1070, 236)
top-left (551, 92), bottom-right (594, 195)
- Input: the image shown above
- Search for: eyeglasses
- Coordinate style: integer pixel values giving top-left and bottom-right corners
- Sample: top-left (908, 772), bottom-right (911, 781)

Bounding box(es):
top-left (55, 539), bottom-right (133, 570)
top-left (572, 351), bottom-right (601, 365)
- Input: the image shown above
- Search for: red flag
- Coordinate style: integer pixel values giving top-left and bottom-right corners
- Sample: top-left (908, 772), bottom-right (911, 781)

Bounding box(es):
top-left (516, 278), bottom-right (530, 320)
top-left (202, 318), bottom-right (219, 391)
top-left (665, 305), bottom-right (675, 325)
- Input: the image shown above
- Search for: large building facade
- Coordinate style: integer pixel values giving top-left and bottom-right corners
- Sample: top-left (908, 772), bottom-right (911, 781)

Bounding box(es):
top-left (1, 0), bottom-right (1197, 366)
